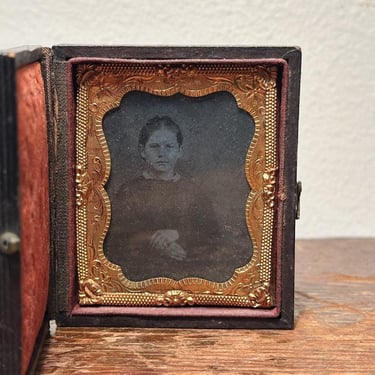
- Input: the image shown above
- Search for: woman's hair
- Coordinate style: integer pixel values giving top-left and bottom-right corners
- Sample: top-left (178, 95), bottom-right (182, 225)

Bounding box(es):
top-left (138, 116), bottom-right (183, 147)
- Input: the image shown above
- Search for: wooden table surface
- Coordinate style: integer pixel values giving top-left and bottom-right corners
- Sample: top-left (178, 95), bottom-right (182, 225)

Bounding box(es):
top-left (36, 239), bottom-right (375, 374)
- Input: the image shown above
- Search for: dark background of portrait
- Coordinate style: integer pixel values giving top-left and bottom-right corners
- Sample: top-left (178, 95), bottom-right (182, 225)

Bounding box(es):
top-left (103, 91), bottom-right (255, 279)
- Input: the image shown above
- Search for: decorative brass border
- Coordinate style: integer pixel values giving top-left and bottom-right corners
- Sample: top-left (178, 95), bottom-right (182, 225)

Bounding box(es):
top-left (75, 61), bottom-right (278, 308)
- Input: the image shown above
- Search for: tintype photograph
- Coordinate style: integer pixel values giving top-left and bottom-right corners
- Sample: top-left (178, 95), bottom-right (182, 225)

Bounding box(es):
top-left (75, 61), bottom-right (279, 308)
top-left (103, 91), bottom-right (254, 282)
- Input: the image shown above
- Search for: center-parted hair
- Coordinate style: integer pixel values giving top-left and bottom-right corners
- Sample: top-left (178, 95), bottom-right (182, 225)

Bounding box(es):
top-left (138, 116), bottom-right (183, 147)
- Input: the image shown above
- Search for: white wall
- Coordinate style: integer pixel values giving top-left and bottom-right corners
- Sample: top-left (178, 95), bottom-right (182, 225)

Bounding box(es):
top-left (1, 0), bottom-right (374, 239)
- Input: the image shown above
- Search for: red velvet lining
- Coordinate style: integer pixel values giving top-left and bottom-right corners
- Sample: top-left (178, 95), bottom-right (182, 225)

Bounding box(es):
top-left (17, 62), bottom-right (50, 375)
top-left (67, 57), bottom-right (288, 319)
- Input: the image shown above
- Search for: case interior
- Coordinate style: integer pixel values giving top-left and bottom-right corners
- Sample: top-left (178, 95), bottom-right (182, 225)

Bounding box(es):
top-left (16, 61), bottom-right (50, 375)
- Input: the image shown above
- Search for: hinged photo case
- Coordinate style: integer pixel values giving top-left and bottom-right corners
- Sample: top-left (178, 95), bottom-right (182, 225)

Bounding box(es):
top-left (0, 46), bottom-right (301, 374)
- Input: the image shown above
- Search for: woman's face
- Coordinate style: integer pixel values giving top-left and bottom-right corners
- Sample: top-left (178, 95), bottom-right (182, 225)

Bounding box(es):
top-left (140, 128), bottom-right (182, 179)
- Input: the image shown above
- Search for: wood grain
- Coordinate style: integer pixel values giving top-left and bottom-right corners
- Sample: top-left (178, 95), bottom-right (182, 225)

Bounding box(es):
top-left (36, 239), bottom-right (375, 374)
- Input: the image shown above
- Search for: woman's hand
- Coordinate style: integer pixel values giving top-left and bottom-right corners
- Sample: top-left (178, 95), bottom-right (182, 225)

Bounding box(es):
top-left (150, 229), bottom-right (179, 249)
top-left (150, 229), bottom-right (186, 260)
top-left (165, 242), bottom-right (187, 260)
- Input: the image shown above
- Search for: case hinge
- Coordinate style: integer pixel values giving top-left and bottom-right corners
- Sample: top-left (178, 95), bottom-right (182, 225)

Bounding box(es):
top-left (296, 181), bottom-right (302, 220)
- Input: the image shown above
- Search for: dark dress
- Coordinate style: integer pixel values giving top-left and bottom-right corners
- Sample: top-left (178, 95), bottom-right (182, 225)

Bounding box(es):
top-left (105, 176), bottom-right (233, 281)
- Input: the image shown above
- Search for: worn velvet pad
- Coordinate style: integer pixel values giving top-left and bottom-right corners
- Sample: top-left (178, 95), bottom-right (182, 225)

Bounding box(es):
top-left (16, 62), bottom-right (50, 375)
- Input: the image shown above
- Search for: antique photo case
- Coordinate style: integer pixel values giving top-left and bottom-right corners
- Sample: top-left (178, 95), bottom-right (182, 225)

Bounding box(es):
top-left (51, 46), bottom-right (301, 329)
top-left (62, 47), bottom-right (301, 328)
top-left (0, 46), bottom-right (300, 375)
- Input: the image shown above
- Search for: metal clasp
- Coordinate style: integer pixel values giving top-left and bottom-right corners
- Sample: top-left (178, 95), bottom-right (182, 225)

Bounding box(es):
top-left (0, 231), bottom-right (21, 255)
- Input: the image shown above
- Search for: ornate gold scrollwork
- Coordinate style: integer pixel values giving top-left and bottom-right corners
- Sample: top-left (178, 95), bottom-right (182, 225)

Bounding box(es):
top-left (263, 168), bottom-right (277, 209)
top-left (156, 290), bottom-right (195, 307)
top-left (79, 278), bottom-right (103, 305)
top-left (75, 164), bottom-right (90, 207)
top-left (75, 61), bottom-right (279, 308)
top-left (247, 282), bottom-right (272, 308)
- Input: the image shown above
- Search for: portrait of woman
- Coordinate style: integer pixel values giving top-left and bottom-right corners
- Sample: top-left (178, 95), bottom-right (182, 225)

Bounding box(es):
top-left (106, 116), bottom-right (224, 281)
top-left (104, 91), bottom-right (254, 283)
